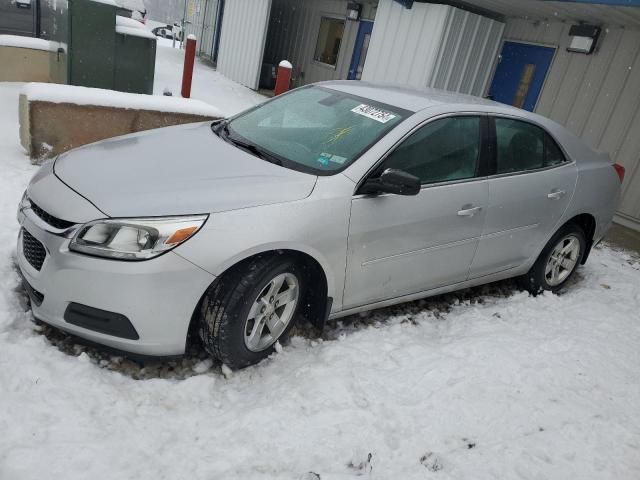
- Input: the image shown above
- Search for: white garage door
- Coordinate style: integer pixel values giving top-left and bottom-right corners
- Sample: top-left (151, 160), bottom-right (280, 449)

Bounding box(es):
top-left (216, 0), bottom-right (272, 90)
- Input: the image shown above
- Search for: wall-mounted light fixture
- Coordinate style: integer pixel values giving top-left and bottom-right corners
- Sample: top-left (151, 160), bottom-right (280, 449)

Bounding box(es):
top-left (567, 24), bottom-right (601, 54)
top-left (346, 2), bottom-right (362, 21)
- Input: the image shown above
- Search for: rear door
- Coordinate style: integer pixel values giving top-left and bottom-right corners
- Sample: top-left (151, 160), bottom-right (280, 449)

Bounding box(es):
top-left (0, 0), bottom-right (36, 37)
top-left (469, 116), bottom-right (577, 278)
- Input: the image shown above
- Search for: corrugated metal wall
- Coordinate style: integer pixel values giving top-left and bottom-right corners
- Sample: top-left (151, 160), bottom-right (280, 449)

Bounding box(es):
top-left (361, 0), bottom-right (504, 97)
top-left (361, 1), bottom-right (450, 86)
top-left (430, 8), bottom-right (504, 95)
top-left (263, 0), bottom-right (378, 87)
top-left (217, 0), bottom-right (272, 89)
top-left (199, 0), bottom-right (220, 58)
top-left (503, 19), bottom-right (640, 229)
top-left (183, 0), bottom-right (221, 59)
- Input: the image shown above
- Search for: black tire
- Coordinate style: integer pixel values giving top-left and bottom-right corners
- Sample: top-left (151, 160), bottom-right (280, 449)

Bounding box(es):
top-left (520, 223), bottom-right (586, 294)
top-left (198, 255), bottom-right (304, 369)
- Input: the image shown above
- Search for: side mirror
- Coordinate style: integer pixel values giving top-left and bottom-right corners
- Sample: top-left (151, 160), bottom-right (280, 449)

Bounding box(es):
top-left (360, 168), bottom-right (421, 196)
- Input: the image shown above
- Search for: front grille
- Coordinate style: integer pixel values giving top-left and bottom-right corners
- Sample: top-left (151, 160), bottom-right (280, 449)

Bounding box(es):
top-left (22, 229), bottom-right (46, 271)
top-left (30, 200), bottom-right (75, 230)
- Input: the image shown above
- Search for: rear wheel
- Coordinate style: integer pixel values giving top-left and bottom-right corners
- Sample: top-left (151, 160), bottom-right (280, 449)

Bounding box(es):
top-left (198, 256), bottom-right (303, 369)
top-left (521, 223), bottom-right (586, 294)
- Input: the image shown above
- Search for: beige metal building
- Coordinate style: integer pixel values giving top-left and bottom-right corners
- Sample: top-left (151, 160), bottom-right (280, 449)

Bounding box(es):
top-left (189, 0), bottom-right (640, 231)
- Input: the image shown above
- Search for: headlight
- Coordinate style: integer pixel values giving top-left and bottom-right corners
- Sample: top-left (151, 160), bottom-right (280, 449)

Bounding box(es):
top-left (69, 215), bottom-right (208, 260)
top-left (18, 190), bottom-right (29, 212)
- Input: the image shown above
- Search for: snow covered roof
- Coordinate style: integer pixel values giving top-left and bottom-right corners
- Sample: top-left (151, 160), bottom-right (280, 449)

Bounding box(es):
top-left (21, 83), bottom-right (223, 118)
top-left (116, 15), bottom-right (145, 29)
top-left (0, 35), bottom-right (58, 53)
top-left (116, 25), bottom-right (156, 40)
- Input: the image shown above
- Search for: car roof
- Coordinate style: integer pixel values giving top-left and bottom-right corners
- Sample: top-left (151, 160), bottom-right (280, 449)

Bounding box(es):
top-left (319, 80), bottom-right (606, 166)
top-left (321, 80), bottom-right (528, 115)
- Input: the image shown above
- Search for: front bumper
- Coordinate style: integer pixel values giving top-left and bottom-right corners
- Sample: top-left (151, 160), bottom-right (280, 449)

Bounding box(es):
top-left (16, 208), bottom-right (216, 356)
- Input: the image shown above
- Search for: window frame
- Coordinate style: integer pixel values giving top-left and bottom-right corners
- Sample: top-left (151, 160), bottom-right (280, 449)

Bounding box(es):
top-left (312, 15), bottom-right (346, 69)
top-left (487, 115), bottom-right (572, 178)
top-left (355, 113), bottom-right (492, 196)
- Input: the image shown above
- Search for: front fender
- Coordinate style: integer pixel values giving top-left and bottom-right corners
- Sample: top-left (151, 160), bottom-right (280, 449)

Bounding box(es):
top-left (188, 240), bottom-right (338, 301)
top-left (172, 179), bottom-right (353, 311)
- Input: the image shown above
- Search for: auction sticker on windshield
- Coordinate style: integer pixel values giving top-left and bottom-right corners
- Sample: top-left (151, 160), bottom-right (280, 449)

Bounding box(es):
top-left (351, 104), bottom-right (396, 124)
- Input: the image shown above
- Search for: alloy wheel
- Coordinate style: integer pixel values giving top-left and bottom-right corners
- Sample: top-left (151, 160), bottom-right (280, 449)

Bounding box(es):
top-left (545, 234), bottom-right (581, 287)
top-left (243, 272), bottom-right (299, 352)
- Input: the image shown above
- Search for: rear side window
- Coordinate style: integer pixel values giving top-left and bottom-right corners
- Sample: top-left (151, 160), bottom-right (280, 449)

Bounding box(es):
top-left (494, 118), bottom-right (566, 174)
top-left (382, 116), bottom-right (481, 185)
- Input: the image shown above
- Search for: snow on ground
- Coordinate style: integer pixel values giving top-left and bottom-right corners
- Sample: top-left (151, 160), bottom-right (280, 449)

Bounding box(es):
top-left (1, 47), bottom-right (640, 480)
top-left (153, 42), bottom-right (266, 116)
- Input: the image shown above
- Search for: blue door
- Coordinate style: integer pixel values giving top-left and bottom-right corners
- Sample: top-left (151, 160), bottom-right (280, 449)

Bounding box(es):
top-left (348, 21), bottom-right (374, 80)
top-left (488, 41), bottom-right (555, 112)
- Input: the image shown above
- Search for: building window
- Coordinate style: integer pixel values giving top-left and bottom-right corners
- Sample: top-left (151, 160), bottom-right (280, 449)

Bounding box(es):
top-left (314, 17), bottom-right (345, 67)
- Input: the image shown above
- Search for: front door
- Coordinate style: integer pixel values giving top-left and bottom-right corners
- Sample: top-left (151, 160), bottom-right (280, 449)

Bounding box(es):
top-left (344, 115), bottom-right (489, 309)
top-left (348, 21), bottom-right (374, 80)
top-left (488, 41), bottom-right (555, 112)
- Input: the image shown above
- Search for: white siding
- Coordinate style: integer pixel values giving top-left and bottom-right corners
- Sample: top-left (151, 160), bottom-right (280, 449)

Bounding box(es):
top-left (361, 1), bottom-right (450, 86)
top-left (503, 18), bottom-right (640, 229)
top-left (361, 0), bottom-right (504, 97)
top-left (198, 0), bottom-right (221, 58)
top-left (431, 8), bottom-right (504, 96)
top-left (183, 0), bottom-right (221, 59)
top-left (217, 0), bottom-right (272, 89)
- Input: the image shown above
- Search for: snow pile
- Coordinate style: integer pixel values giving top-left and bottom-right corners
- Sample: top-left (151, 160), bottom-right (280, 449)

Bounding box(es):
top-left (115, 25), bottom-right (157, 40)
top-left (21, 83), bottom-right (223, 117)
top-left (153, 41), bottom-right (266, 116)
top-left (115, 15), bottom-right (156, 40)
top-left (116, 15), bottom-right (145, 29)
top-left (0, 34), bottom-right (58, 53)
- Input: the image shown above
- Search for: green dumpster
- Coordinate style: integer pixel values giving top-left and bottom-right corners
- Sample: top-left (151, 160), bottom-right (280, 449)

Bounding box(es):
top-left (68, 0), bottom-right (117, 90)
top-left (114, 25), bottom-right (156, 94)
top-left (44, 0), bottom-right (156, 94)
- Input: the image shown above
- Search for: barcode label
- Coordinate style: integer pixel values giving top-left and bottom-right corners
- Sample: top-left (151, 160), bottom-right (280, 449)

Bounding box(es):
top-left (351, 104), bottom-right (396, 124)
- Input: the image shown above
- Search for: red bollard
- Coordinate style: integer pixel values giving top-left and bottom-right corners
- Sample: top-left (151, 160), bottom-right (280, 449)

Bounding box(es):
top-left (274, 60), bottom-right (292, 96)
top-left (181, 34), bottom-right (197, 98)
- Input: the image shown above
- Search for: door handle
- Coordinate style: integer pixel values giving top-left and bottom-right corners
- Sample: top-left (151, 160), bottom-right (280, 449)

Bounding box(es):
top-left (457, 205), bottom-right (482, 217)
top-left (547, 189), bottom-right (566, 200)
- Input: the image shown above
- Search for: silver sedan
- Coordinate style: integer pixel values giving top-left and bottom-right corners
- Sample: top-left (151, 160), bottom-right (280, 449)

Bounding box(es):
top-left (16, 82), bottom-right (624, 368)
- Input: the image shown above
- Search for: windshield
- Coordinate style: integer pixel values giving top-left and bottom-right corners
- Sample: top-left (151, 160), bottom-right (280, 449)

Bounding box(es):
top-left (222, 86), bottom-right (409, 175)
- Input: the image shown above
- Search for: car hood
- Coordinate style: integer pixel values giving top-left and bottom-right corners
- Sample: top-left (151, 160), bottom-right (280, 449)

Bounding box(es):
top-left (54, 122), bottom-right (317, 218)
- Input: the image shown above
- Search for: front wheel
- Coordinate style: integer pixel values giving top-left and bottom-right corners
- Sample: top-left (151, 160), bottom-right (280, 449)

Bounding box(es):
top-left (198, 256), bottom-right (303, 369)
top-left (521, 223), bottom-right (586, 294)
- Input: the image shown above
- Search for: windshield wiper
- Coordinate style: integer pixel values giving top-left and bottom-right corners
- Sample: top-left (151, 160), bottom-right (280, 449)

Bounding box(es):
top-left (220, 124), bottom-right (283, 166)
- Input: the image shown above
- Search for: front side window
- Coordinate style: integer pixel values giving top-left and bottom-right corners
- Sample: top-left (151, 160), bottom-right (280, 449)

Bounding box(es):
top-left (494, 118), bottom-right (566, 174)
top-left (225, 86), bottom-right (408, 174)
top-left (381, 116), bottom-right (481, 185)
top-left (314, 17), bottom-right (345, 67)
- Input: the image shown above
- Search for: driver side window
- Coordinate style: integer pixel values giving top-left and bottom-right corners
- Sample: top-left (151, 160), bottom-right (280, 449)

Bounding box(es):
top-left (382, 116), bottom-right (481, 185)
